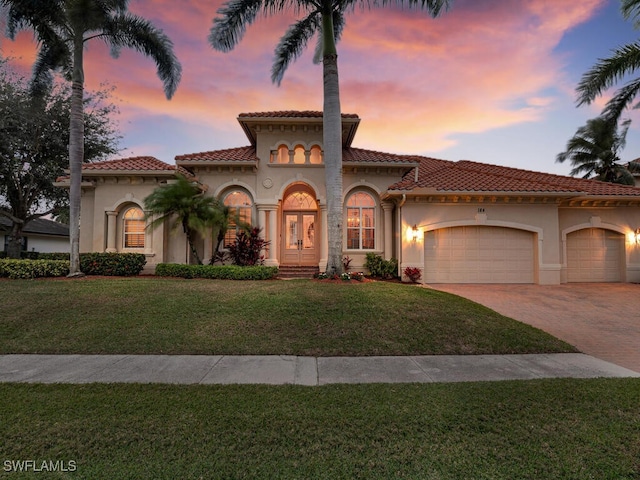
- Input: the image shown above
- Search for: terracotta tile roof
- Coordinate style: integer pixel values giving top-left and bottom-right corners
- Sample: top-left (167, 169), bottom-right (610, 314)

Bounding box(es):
top-left (390, 158), bottom-right (640, 197)
top-left (56, 156), bottom-right (192, 182)
top-left (82, 156), bottom-right (176, 172)
top-left (238, 110), bottom-right (359, 119)
top-left (343, 147), bottom-right (422, 164)
top-left (175, 146), bottom-right (258, 163)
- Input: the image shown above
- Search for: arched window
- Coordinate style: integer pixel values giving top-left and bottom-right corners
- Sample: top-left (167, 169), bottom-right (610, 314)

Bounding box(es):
top-left (275, 145), bottom-right (289, 163)
top-left (293, 145), bottom-right (306, 164)
top-left (346, 192), bottom-right (376, 250)
top-left (123, 207), bottom-right (145, 248)
top-left (283, 191), bottom-right (317, 210)
top-left (309, 145), bottom-right (323, 164)
top-left (223, 190), bottom-right (253, 247)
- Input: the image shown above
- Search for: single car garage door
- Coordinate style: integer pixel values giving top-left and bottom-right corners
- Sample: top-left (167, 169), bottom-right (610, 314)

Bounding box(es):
top-left (566, 228), bottom-right (624, 283)
top-left (424, 226), bottom-right (535, 283)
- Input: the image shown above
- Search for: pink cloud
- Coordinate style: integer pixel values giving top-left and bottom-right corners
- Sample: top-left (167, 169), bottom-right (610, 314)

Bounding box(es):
top-left (0, 0), bottom-right (608, 160)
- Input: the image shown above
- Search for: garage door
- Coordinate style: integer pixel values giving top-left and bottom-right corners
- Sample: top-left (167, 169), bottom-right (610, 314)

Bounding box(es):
top-left (566, 228), bottom-right (623, 283)
top-left (424, 226), bottom-right (535, 283)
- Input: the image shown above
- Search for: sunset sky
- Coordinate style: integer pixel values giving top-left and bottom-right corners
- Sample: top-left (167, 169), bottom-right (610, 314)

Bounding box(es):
top-left (1, 0), bottom-right (638, 176)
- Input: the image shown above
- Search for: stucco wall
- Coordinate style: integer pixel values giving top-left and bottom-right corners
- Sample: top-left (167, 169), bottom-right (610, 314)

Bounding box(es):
top-left (400, 201), bottom-right (562, 284)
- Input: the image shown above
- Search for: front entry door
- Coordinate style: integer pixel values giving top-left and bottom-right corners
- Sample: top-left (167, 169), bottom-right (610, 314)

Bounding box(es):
top-left (282, 212), bottom-right (317, 265)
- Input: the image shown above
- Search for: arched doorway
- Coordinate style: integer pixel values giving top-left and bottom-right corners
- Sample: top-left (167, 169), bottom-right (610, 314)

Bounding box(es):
top-left (281, 185), bottom-right (318, 266)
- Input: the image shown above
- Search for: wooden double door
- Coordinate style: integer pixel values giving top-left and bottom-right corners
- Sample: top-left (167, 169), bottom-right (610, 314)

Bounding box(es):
top-left (281, 211), bottom-right (317, 265)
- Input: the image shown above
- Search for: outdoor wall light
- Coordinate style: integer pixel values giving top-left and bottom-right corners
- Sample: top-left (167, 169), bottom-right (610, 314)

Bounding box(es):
top-left (411, 224), bottom-right (419, 242)
top-left (636, 228), bottom-right (640, 244)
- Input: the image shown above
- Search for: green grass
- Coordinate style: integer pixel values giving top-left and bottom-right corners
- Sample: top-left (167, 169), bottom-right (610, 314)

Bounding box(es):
top-left (1, 380), bottom-right (639, 479)
top-left (0, 278), bottom-right (574, 355)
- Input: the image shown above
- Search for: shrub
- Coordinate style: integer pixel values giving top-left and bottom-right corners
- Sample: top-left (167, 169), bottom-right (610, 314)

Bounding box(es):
top-left (227, 227), bottom-right (270, 266)
top-left (156, 263), bottom-right (278, 280)
top-left (403, 266), bottom-right (422, 283)
top-left (0, 259), bottom-right (69, 279)
top-left (364, 253), bottom-right (398, 279)
top-left (37, 252), bottom-right (71, 261)
top-left (80, 253), bottom-right (146, 276)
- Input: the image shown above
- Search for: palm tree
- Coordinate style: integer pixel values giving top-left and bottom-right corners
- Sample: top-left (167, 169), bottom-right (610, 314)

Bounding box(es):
top-left (1, 0), bottom-right (182, 276)
top-left (209, 0), bottom-right (451, 274)
top-left (577, 0), bottom-right (640, 122)
top-left (144, 174), bottom-right (228, 265)
top-left (556, 116), bottom-right (640, 185)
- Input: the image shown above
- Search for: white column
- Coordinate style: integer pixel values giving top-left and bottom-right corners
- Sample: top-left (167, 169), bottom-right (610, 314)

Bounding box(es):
top-left (106, 211), bottom-right (117, 253)
top-left (265, 205), bottom-right (279, 266)
top-left (382, 202), bottom-right (393, 260)
top-left (319, 203), bottom-right (328, 272)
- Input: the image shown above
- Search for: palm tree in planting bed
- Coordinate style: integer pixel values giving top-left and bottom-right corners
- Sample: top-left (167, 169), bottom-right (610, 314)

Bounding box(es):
top-left (144, 174), bottom-right (229, 265)
top-left (556, 116), bottom-right (640, 185)
top-left (1, 0), bottom-right (182, 276)
top-left (209, 0), bottom-right (451, 275)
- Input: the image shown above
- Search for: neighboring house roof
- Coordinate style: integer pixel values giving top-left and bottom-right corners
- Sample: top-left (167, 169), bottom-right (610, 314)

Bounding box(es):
top-left (390, 158), bottom-right (640, 197)
top-left (0, 217), bottom-right (69, 237)
top-left (176, 146), bottom-right (258, 165)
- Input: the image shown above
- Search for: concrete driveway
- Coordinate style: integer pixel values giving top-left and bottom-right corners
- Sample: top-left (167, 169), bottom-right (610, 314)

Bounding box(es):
top-left (428, 283), bottom-right (640, 373)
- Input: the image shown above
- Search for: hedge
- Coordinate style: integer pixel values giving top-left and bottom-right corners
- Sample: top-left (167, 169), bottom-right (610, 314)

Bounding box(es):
top-left (80, 253), bottom-right (146, 276)
top-left (156, 263), bottom-right (279, 280)
top-left (0, 259), bottom-right (69, 279)
top-left (0, 253), bottom-right (146, 278)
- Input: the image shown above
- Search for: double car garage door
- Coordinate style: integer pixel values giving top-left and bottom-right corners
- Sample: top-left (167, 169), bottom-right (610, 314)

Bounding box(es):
top-left (424, 226), bottom-right (623, 284)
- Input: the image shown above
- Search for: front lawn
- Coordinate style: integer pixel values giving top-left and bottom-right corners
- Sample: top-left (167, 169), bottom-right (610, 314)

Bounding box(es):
top-left (1, 380), bottom-right (639, 479)
top-left (0, 278), bottom-right (574, 355)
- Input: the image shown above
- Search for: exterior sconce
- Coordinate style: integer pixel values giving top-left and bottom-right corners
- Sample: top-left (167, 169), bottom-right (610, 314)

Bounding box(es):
top-left (636, 228), bottom-right (640, 244)
top-left (411, 224), bottom-right (419, 242)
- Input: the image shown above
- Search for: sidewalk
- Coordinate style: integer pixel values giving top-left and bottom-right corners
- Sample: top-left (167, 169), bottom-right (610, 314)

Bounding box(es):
top-left (0, 353), bottom-right (638, 385)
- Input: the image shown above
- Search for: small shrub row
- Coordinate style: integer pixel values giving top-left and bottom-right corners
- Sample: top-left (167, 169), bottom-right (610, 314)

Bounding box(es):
top-left (80, 253), bottom-right (146, 276)
top-left (364, 253), bottom-right (399, 279)
top-left (156, 263), bottom-right (279, 280)
top-left (0, 251), bottom-right (69, 260)
top-left (0, 259), bottom-right (69, 279)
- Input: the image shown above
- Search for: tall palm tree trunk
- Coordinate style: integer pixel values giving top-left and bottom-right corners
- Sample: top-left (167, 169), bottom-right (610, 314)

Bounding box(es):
top-left (322, 7), bottom-right (343, 275)
top-left (68, 36), bottom-right (85, 276)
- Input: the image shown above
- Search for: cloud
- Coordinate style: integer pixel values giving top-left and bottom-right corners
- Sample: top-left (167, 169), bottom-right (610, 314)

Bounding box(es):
top-left (0, 0), bottom-right (608, 161)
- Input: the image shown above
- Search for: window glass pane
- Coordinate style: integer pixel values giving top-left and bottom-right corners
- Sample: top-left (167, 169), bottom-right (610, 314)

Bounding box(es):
top-left (309, 146), bottom-right (322, 164)
top-left (347, 228), bottom-right (360, 250)
top-left (277, 145), bottom-right (289, 164)
top-left (124, 207), bottom-right (145, 248)
top-left (223, 191), bottom-right (253, 247)
top-left (293, 145), bottom-right (306, 164)
top-left (362, 208), bottom-right (375, 228)
top-left (347, 208), bottom-right (360, 228)
top-left (283, 192), bottom-right (316, 210)
top-left (362, 229), bottom-right (375, 249)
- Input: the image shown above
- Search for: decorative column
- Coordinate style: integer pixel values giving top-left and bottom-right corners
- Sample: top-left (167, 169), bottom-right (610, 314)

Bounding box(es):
top-left (382, 202), bottom-right (394, 260)
top-left (264, 205), bottom-right (279, 266)
top-left (319, 203), bottom-right (328, 272)
top-left (106, 211), bottom-right (117, 253)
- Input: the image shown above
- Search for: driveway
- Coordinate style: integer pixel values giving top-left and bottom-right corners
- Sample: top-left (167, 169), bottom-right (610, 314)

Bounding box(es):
top-left (428, 283), bottom-right (640, 373)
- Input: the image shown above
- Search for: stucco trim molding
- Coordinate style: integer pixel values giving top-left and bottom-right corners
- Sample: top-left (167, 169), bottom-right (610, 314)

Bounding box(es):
top-left (561, 220), bottom-right (627, 241)
top-left (420, 219), bottom-right (544, 240)
top-left (212, 180), bottom-right (257, 200)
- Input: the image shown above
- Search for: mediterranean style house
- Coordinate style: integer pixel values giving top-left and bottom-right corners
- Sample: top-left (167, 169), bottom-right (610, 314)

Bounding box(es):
top-left (57, 110), bottom-right (640, 284)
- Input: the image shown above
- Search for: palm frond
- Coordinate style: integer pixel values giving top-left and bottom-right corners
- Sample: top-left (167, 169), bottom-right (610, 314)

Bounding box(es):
top-left (102, 13), bottom-right (182, 99)
top-left (601, 77), bottom-right (640, 122)
top-left (209, 0), bottom-right (270, 52)
top-left (577, 41), bottom-right (640, 106)
top-left (272, 12), bottom-right (320, 85)
top-left (622, 0), bottom-right (640, 28)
